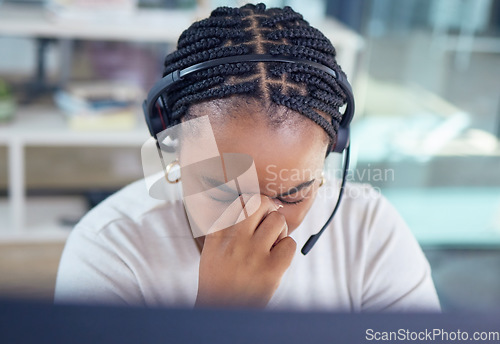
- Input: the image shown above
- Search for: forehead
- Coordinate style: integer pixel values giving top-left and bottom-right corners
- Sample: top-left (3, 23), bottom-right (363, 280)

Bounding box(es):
top-left (214, 116), bottom-right (324, 172)
top-left (179, 101), bottom-right (328, 180)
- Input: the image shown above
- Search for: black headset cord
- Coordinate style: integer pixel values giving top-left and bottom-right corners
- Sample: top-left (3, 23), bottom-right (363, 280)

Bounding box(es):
top-left (301, 144), bottom-right (351, 255)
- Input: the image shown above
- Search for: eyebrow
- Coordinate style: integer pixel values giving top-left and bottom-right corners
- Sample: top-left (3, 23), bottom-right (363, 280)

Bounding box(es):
top-left (201, 176), bottom-right (315, 198)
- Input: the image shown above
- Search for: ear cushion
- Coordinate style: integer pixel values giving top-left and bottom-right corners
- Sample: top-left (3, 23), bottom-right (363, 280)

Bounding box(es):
top-left (159, 94), bottom-right (170, 129)
top-left (143, 100), bottom-right (162, 138)
top-left (331, 74), bottom-right (355, 153)
top-left (336, 74), bottom-right (355, 128)
top-left (143, 96), bottom-right (171, 138)
top-left (332, 127), bottom-right (349, 153)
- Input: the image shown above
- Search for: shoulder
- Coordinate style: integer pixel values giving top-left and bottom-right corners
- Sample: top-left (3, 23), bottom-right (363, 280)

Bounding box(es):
top-left (292, 181), bottom-right (401, 254)
top-left (340, 182), bottom-right (384, 213)
top-left (74, 178), bottom-right (187, 237)
top-left (323, 182), bottom-right (440, 311)
top-left (55, 179), bottom-right (196, 305)
top-left (62, 178), bottom-right (194, 264)
top-left (312, 181), bottom-right (391, 234)
top-left (320, 181), bottom-right (416, 256)
top-left (62, 178), bottom-right (192, 262)
top-left (340, 182), bottom-right (401, 234)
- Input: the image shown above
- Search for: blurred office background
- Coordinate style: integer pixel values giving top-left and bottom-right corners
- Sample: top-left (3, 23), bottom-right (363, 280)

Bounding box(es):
top-left (0, 0), bottom-right (499, 312)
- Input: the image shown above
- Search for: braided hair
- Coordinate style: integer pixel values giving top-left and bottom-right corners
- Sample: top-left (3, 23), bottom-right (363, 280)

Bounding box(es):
top-left (162, 3), bottom-right (348, 150)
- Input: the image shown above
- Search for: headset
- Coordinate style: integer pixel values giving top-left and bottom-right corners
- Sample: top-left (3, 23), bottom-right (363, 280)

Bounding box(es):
top-left (143, 54), bottom-right (355, 255)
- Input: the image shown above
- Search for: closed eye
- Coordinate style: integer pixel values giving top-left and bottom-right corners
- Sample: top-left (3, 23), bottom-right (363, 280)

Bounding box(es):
top-left (278, 198), bottom-right (304, 205)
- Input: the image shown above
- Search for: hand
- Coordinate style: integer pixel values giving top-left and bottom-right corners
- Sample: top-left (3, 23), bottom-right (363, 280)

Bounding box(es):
top-left (195, 194), bottom-right (297, 308)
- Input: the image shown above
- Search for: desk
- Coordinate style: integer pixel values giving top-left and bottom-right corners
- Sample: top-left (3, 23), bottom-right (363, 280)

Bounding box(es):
top-left (1, 300), bottom-right (499, 343)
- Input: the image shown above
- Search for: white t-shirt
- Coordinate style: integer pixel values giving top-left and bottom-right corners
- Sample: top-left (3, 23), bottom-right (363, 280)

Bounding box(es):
top-left (54, 178), bottom-right (441, 312)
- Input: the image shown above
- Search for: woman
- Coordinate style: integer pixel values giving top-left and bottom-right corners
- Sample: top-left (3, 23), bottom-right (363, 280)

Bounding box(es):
top-left (55, 3), bottom-right (440, 312)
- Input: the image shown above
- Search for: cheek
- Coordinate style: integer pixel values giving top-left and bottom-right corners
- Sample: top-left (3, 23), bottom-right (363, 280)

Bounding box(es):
top-left (183, 194), bottom-right (225, 235)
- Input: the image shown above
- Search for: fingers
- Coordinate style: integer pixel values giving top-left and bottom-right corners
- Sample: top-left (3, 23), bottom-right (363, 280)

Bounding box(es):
top-left (204, 194), bottom-right (274, 242)
top-left (270, 236), bottom-right (297, 270)
top-left (204, 194), bottom-right (289, 254)
top-left (243, 195), bottom-right (281, 231)
top-left (253, 210), bottom-right (288, 251)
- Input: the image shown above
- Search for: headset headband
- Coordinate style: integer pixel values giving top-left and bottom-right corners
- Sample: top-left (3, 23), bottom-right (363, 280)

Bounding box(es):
top-left (143, 54), bottom-right (355, 153)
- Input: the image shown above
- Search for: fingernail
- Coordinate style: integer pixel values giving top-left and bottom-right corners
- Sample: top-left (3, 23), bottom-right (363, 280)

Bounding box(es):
top-left (270, 197), bottom-right (282, 209)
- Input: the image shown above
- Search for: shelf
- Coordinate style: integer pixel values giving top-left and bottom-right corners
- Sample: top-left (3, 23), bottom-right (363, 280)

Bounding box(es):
top-left (0, 105), bottom-right (150, 146)
top-left (0, 105), bottom-right (150, 235)
top-left (0, 196), bottom-right (86, 242)
top-left (0, 4), bottom-right (195, 43)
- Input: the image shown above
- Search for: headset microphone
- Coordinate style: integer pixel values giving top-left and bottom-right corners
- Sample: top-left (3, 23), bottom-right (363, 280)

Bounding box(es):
top-left (301, 144), bottom-right (350, 255)
top-left (143, 54), bottom-right (355, 255)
